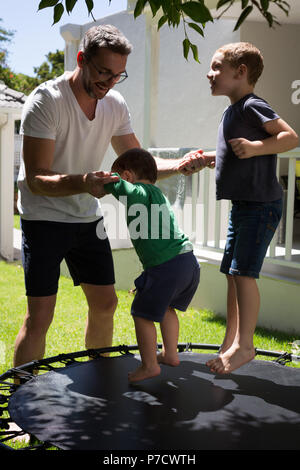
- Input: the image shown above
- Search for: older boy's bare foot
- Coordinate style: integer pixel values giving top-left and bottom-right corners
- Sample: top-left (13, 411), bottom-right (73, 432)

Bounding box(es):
top-left (128, 364), bottom-right (161, 383)
top-left (206, 338), bottom-right (236, 368)
top-left (157, 352), bottom-right (180, 367)
top-left (207, 346), bottom-right (255, 374)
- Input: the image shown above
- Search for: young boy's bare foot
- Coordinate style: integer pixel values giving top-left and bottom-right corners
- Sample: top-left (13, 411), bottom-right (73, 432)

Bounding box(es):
top-left (157, 352), bottom-right (180, 367)
top-left (128, 363), bottom-right (161, 383)
top-left (207, 345), bottom-right (255, 374)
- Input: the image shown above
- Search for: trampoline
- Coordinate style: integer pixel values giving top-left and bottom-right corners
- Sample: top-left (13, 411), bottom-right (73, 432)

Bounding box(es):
top-left (0, 343), bottom-right (300, 451)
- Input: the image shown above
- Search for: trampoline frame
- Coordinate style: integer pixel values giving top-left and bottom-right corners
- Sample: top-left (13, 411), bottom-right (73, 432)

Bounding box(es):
top-left (0, 342), bottom-right (299, 451)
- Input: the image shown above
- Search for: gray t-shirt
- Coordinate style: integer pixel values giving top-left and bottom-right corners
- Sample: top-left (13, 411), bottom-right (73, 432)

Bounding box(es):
top-left (216, 93), bottom-right (283, 202)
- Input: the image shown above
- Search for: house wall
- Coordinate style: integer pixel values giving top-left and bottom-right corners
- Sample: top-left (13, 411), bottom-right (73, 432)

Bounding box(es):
top-left (241, 21), bottom-right (300, 174)
top-left (0, 113), bottom-right (15, 261)
top-left (63, 11), bottom-right (240, 171)
top-left (60, 14), bottom-right (300, 336)
top-left (241, 21), bottom-right (300, 137)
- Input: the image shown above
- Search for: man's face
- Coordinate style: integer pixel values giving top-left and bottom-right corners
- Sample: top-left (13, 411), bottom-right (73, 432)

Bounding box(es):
top-left (81, 48), bottom-right (128, 100)
top-left (207, 52), bottom-right (240, 98)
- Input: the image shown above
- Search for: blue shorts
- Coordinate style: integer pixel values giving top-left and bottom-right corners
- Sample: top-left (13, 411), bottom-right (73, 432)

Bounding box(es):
top-left (131, 251), bottom-right (200, 322)
top-left (21, 218), bottom-right (115, 297)
top-left (220, 199), bottom-right (283, 279)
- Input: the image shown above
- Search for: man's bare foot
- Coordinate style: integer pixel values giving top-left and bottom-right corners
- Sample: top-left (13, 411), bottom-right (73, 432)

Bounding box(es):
top-left (157, 352), bottom-right (180, 367)
top-left (128, 363), bottom-right (161, 383)
top-left (207, 346), bottom-right (255, 374)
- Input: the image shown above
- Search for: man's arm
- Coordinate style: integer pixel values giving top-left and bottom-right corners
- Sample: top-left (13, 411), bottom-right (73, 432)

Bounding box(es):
top-left (155, 151), bottom-right (215, 179)
top-left (111, 133), bottom-right (214, 178)
top-left (111, 133), bottom-right (141, 156)
top-left (111, 133), bottom-right (182, 178)
top-left (23, 135), bottom-right (119, 198)
top-left (229, 118), bottom-right (299, 159)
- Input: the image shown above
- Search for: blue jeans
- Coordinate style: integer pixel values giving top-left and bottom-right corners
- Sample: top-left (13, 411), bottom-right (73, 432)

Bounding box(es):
top-left (220, 199), bottom-right (283, 279)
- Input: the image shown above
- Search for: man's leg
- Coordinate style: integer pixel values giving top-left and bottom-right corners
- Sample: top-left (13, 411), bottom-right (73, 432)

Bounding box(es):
top-left (14, 295), bottom-right (56, 367)
top-left (81, 283), bottom-right (118, 351)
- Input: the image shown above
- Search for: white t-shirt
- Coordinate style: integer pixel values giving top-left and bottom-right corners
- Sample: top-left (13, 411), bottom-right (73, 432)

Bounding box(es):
top-left (18, 72), bottom-right (133, 222)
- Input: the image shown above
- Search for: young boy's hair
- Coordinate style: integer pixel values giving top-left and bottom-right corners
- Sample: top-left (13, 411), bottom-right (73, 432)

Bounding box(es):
top-left (111, 148), bottom-right (158, 184)
top-left (217, 42), bottom-right (264, 86)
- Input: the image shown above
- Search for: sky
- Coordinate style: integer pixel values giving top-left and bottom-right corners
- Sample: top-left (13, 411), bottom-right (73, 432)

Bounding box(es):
top-left (1, 0), bottom-right (127, 76)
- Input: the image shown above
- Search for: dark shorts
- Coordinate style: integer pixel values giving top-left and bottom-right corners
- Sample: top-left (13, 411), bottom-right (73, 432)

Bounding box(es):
top-left (131, 251), bottom-right (200, 323)
top-left (21, 218), bottom-right (115, 297)
top-left (220, 199), bottom-right (283, 279)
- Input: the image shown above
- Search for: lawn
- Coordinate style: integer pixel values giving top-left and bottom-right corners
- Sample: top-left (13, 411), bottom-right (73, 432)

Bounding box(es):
top-left (0, 259), bottom-right (299, 449)
top-left (0, 259), bottom-right (299, 377)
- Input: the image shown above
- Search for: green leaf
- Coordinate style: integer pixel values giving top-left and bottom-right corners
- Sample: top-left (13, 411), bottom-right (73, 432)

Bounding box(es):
top-left (241, 0), bottom-right (249, 7)
top-left (260, 0), bottom-right (269, 11)
top-left (85, 0), bottom-right (94, 14)
top-left (38, 0), bottom-right (59, 10)
top-left (66, 0), bottom-right (77, 14)
top-left (275, 1), bottom-right (290, 16)
top-left (157, 15), bottom-right (168, 30)
top-left (265, 10), bottom-right (273, 27)
top-left (161, 1), bottom-right (181, 27)
top-left (181, 2), bottom-right (213, 23)
top-left (52, 3), bottom-right (64, 24)
top-left (149, 0), bottom-right (161, 17)
top-left (216, 0), bottom-right (233, 9)
top-left (188, 22), bottom-right (204, 37)
top-left (233, 5), bottom-right (253, 31)
top-left (190, 43), bottom-right (200, 63)
top-left (134, 0), bottom-right (147, 18)
top-left (183, 38), bottom-right (190, 60)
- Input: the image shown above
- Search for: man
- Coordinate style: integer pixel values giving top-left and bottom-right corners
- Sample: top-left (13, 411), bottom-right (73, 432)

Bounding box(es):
top-left (14, 24), bottom-right (202, 368)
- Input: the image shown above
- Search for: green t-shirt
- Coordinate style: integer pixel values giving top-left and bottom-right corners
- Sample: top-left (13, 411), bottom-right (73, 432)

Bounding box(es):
top-left (104, 175), bottom-right (193, 269)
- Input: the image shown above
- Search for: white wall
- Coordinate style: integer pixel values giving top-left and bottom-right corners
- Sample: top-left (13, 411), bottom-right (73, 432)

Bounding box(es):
top-left (241, 21), bottom-right (300, 137)
top-left (62, 11), bottom-right (240, 171)
top-left (60, 13), bottom-right (300, 336)
top-left (156, 19), bottom-right (238, 149)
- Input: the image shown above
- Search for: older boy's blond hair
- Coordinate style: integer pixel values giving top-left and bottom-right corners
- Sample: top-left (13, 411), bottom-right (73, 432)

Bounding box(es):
top-left (217, 42), bottom-right (264, 85)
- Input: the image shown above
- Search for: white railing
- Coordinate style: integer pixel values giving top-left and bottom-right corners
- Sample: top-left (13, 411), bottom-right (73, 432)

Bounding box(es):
top-left (150, 147), bottom-right (300, 274)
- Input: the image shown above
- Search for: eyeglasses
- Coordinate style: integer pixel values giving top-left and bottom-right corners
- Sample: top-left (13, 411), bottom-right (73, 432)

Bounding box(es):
top-left (85, 55), bottom-right (128, 84)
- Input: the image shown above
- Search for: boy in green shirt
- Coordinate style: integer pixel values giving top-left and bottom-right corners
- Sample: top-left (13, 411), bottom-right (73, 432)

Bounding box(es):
top-left (104, 148), bottom-right (200, 382)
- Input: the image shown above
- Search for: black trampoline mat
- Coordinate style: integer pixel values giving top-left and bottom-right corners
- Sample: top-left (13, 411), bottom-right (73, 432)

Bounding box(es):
top-left (8, 352), bottom-right (300, 450)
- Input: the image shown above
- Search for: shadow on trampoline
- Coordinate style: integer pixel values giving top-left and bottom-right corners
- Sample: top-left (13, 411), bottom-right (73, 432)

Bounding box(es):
top-left (2, 349), bottom-right (300, 451)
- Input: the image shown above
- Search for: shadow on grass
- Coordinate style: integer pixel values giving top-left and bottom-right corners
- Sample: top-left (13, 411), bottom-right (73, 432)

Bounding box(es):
top-left (203, 310), bottom-right (299, 343)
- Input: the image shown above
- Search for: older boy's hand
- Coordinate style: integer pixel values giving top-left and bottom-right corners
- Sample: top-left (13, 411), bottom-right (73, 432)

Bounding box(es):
top-left (202, 153), bottom-right (216, 168)
top-left (229, 138), bottom-right (257, 159)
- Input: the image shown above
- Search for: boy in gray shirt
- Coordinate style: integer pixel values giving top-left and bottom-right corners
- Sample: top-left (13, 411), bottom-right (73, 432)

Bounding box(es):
top-left (181, 42), bottom-right (298, 374)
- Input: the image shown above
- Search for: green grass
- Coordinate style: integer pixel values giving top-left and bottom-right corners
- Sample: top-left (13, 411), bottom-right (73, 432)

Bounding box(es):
top-left (0, 259), bottom-right (299, 449)
top-left (14, 214), bottom-right (20, 230)
top-left (0, 259), bottom-right (299, 376)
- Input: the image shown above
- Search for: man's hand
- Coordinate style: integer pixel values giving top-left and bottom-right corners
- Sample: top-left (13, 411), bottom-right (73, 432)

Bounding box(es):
top-left (85, 171), bottom-right (119, 198)
top-left (177, 150), bottom-right (205, 175)
top-left (177, 150), bottom-right (215, 175)
top-left (229, 138), bottom-right (258, 159)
